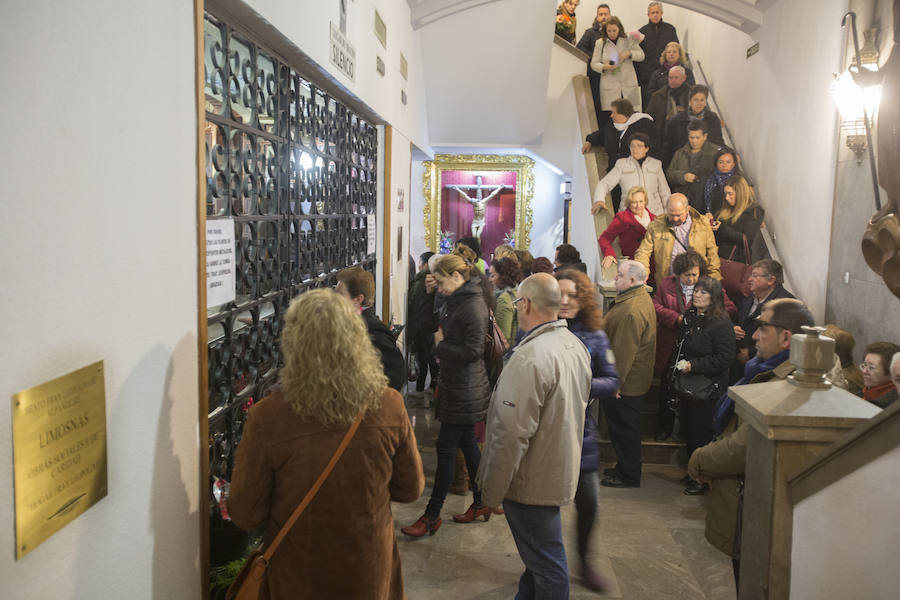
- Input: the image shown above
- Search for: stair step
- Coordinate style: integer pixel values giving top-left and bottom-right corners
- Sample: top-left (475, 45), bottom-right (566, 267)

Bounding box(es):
top-left (598, 437), bottom-right (685, 465)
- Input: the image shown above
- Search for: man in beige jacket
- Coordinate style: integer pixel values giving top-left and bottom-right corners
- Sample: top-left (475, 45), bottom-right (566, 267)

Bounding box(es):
top-left (477, 273), bottom-right (591, 600)
top-left (602, 260), bottom-right (657, 488)
top-left (634, 192), bottom-right (721, 287)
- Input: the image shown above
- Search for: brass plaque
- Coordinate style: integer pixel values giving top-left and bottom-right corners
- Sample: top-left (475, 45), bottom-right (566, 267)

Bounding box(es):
top-left (12, 361), bottom-right (108, 560)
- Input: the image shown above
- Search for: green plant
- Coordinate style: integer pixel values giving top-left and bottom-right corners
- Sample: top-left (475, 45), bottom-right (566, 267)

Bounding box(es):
top-left (209, 535), bottom-right (263, 593)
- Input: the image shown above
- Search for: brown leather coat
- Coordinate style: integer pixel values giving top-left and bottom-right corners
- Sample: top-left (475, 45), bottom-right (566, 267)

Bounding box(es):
top-left (228, 389), bottom-right (424, 599)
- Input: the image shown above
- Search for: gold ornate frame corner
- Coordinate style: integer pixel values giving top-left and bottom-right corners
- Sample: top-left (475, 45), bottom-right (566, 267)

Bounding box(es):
top-left (422, 154), bottom-right (535, 252)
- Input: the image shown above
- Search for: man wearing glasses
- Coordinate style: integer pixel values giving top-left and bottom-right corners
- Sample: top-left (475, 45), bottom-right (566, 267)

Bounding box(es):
top-left (732, 259), bottom-right (794, 376)
top-left (477, 273), bottom-right (592, 600)
top-left (688, 298), bottom-right (812, 588)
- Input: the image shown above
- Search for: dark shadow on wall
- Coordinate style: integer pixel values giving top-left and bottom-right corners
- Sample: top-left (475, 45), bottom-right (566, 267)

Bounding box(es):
top-left (151, 335), bottom-right (201, 599)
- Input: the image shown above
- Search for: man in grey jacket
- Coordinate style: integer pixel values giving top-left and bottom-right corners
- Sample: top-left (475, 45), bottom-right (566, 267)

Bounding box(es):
top-left (477, 273), bottom-right (592, 600)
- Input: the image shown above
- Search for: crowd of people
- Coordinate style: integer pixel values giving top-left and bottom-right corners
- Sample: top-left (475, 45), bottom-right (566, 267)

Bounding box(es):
top-left (215, 4), bottom-right (900, 598)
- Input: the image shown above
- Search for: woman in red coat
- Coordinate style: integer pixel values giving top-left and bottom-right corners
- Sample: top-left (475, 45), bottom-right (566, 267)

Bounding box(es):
top-left (599, 186), bottom-right (655, 269)
top-left (652, 251), bottom-right (737, 439)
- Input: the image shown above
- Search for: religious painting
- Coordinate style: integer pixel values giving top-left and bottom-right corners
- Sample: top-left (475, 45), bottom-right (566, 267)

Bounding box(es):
top-left (423, 155), bottom-right (535, 259)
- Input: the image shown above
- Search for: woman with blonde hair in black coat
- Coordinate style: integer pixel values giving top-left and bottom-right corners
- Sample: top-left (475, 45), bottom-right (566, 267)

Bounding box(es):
top-left (402, 253), bottom-right (495, 537)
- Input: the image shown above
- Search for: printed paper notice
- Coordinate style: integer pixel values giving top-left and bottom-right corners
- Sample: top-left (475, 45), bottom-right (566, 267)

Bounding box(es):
top-left (206, 219), bottom-right (235, 308)
top-left (367, 216), bottom-right (376, 255)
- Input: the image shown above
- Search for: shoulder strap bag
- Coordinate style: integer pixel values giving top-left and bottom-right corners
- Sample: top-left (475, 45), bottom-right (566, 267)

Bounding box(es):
top-left (226, 411), bottom-right (365, 600)
top-left (719, 233), bottom-right (752, 299)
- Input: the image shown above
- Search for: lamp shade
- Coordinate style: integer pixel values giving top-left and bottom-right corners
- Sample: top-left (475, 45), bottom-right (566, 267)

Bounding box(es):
top-left (830, 70), bottom-right (882, 123)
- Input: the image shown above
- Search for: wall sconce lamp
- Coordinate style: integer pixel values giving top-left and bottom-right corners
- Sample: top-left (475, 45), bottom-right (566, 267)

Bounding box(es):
top-left (830, 13), bottom-right (882, 210)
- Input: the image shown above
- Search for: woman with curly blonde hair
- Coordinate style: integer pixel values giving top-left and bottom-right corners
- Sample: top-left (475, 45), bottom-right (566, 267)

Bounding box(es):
top-left (229, 289), bottom-right (424, 599)
top-left (646, 41), bottom-right (695, 97)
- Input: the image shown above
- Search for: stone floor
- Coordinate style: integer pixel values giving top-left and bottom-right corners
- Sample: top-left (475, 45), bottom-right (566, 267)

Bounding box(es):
top-left (392, 400), bottom-right (736, 599)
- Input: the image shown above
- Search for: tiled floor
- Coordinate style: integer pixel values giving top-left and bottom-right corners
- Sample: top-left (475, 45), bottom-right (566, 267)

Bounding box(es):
top-left (393, 400), bottom-right (736, 599)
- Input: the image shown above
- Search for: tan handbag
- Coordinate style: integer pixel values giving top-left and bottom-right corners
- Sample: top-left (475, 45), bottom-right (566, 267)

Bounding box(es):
top-left (225, 412), bottom-right (364, 600)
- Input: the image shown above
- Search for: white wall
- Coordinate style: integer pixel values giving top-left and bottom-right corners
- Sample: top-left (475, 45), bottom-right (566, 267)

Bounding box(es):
top-left (0, 2), bottom-right (200, 599)
top-left (388, 128), bottom-right (413, 333)
top-left (825, 0), bottom-right (900, 355)
top-left (234, 0), bottom-right (431, 153)
top-left (418, 0), bottom-right (556, 145)
top-left (791, 444), bottom-right (900, 599)
top-left (409, 148), bottom-right (564, 264)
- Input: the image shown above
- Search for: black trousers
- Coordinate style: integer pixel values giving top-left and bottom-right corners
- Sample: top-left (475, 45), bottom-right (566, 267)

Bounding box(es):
top-left (681, 396), bottom-right (716, 457)
top-left (655, 374), bottom-right (676, 435)
top-left (425, 422), bottom-right (481, 517)
top-left (414, 332), bottom-right (439, 391)
top-left (574, 470), bottom-right (599, 560)
top-left (602, 394), bottom-right (643, 483)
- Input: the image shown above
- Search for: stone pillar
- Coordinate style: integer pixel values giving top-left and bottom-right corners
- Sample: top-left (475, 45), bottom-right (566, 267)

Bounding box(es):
top-left (732, 329), bottom-right (881, 599)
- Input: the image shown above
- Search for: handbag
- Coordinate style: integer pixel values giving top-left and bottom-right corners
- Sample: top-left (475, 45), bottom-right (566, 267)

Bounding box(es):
top-left (484, 309), bottom-right (510, 386)
top-left (673, 372), bottom-right (720, 403)
top-left (719, 234), bottom-right (752, 299)
top-left (225, 412), bottom-right (364, 600)
top-left (484, 309), bottom-right (510, 365)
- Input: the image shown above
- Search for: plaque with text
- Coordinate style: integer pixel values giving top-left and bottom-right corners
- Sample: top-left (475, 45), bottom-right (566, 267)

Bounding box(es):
top-left (12, 361), bottom-right (108, 560)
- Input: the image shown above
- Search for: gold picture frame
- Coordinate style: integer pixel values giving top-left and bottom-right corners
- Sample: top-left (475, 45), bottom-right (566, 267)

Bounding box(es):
top-left (422, 154), bottom-right (535, 252)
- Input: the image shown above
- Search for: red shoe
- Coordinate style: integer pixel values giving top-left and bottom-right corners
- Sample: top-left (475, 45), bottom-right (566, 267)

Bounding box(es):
top-left (401, 514), bottom-right (441, 537)
top-left (452, 503), bottom-right (492, 523)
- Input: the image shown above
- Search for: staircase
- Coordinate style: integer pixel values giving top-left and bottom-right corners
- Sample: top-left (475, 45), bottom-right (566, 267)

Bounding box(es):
top-left (564, 44), bottom-right (685, 466)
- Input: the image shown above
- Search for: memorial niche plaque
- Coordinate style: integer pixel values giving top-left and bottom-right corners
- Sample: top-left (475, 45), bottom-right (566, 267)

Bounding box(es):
top-left (12, 361), bottom-right (108, 560)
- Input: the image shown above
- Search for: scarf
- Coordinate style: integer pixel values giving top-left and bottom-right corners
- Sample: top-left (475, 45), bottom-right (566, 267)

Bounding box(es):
top-left (863, 380), bottom-right (895, 402)
top-left (634, 209), bottom-right (651, 229)
top-left (662, 61), bottom-right (678, 70)
top-left (712, 349), bottom-right (790, 434)
top-left (680, 282), bottom-right (694, 304)
top-left (688, 108), bottom-right (707, 122)
top-left (703, 168), bottom-right (734, 214)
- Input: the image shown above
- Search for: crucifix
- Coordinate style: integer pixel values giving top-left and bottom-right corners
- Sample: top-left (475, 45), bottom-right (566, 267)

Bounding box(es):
top-left (446, 175), bottom-right (511, 240)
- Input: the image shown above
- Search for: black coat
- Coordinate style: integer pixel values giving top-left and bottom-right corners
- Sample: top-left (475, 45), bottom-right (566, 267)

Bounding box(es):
top-left (638, 20), bottom-right (679, 86)
top-left (645, 84), bottom-right (691, 138)
top-left (362, 307), bottom-right (406, 392)
top-left (663, 109), bottom-right (724, 165)
top-left (734, 285), bottom-right (795, 354)
top-left (433, 279), bottom-right (491, 424)
top-left (716, 205), bottom-right (765, 263)
top-left (647, 65), bottom-right (695, 98)
top-left (576, 22), bottom-right (604, 69)
top-left (676, 310), bottom-right (736, 396)
top-left (586, 116), bottom-right (661, 173)
top-left (406, 270), bottom-right (437, 345)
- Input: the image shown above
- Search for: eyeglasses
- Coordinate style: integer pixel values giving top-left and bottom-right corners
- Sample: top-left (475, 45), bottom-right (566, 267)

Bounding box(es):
top-left (512, 296), bottom-right (529, 307)
top-left (755, 318), bottom-right (785, 330)
top-left (859, 362), bottom-right (880, 372)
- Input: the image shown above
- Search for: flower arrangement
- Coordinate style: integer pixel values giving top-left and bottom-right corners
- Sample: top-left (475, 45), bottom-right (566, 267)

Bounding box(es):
top-left (439, 230), bottom-right (455, 254)
top-left (503, 229), bottom-right (516, 248)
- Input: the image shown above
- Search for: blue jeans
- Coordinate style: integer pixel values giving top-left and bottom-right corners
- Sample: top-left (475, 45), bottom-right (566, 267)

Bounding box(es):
top-left (503, 499), bottom-right (569, 600)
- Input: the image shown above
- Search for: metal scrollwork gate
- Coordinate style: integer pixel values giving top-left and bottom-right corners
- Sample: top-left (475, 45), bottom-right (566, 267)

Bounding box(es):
top-left (202, 11), bottom-right (378, 571)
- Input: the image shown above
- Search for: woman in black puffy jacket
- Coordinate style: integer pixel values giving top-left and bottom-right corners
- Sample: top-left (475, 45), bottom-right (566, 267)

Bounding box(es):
top-left (402, 253), bottom-right (494, 537)
top-left (671, 276), bottom-right (735, 495)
